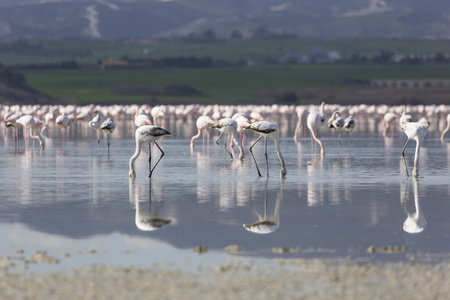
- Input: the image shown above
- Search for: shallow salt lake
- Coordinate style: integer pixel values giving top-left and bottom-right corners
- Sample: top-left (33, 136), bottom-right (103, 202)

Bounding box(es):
top-left (1, 115), bottom-right (450, 272)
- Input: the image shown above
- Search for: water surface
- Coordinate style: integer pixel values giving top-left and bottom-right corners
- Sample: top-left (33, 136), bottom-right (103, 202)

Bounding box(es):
top-left (1, 117), bottom-right (450, 272)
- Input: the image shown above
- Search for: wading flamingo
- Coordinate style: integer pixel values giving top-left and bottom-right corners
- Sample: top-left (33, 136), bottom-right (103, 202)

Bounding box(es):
top-left (211, 118), bottom-right (244, 160)
top-left (100, 118), bottom-right (116, 148)
top-left (88, 114), bottom-right (104, 144)
top-left (129, 125), bottom-right (171, 178)
top-left (55, 113), bottom-right (71, 143)
top-left (244, 121), bottom-right (287, 178)
top-left (440, 113), bottom-right (450, 142)
top-left (344, 115), bottom-right (356, 144)
top-left (134, 110), bottom-right (152, 127)
top-left (190, 115), bottom-right (214, 150)
top-left (382, 112), bottom-right (398, 137)
top-left (400, 117), bottom-right (427, 178)
top-left (327, 111), bottom-right (345, 146)
top-left (306, 102), bottom-right (326, 157)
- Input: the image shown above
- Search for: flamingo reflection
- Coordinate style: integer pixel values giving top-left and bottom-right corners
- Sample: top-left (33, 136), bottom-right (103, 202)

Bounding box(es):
top-left (401, 179), bottom-right (427, 234)
top-left (130, 179), bottom-right (172, 231)
top-left (243, 179), bottom-right (283, 234)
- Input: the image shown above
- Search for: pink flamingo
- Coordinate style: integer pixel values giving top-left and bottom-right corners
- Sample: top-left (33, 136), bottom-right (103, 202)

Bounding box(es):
top-left (306, 102), bottom-right (326, 157)
top-left (190, 115), bottom-right (214, 150)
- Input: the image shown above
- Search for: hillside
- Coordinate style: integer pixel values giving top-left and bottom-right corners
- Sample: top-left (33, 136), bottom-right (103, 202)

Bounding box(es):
top-left (0, 0), bottom-right (450, 40)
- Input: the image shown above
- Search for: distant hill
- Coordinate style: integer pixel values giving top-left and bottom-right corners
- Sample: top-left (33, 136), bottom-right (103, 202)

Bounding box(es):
top-left (0, 67), bottom-right (54, 104)
top-left (0, 0), bottom-right (450, 40)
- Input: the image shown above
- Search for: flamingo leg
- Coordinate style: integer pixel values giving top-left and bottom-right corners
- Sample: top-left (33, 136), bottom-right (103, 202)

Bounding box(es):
top-left (249, 136), bottom-right (262, 177)
top-left (149, 141), bottom-right (165, 178)
top-left (401, 138), bottom-right (409, 157)
top-left (264, 137), bottom-right (269, 177)
top-left (216, 132), bottom-right (233, 159)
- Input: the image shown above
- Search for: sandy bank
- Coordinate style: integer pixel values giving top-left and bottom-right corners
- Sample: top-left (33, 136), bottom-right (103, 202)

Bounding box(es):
top-left (1, 258), bottom-right (449, 300)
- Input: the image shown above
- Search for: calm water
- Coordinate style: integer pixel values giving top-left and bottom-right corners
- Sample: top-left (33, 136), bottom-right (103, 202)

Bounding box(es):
top-left (1, 116), bottom-right (450, 272)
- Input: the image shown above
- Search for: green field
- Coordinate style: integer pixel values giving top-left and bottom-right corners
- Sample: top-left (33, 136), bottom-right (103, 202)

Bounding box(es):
top-left (21, 64), bottom-right (450, 105)
top-left (2, 37), bottom-right (450, 65)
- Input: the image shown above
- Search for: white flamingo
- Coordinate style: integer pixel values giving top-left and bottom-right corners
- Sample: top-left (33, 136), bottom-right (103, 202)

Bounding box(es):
top-left (55, 113), bottom-right (71, 143)
top-left (327, 111), bottom-right (345, 146)
top-left (441, 113), bottom-right (450, 142)
top-left (306, 102), bottom-right (326, 157)
top-left (151, 106), bottom-right (165, 127)
top-left (129, 125), bottom-right (171, 178)
top-left (400, 117), bottom-right (427, 178)
top-left (211, 118), bottom-right (244, 160)
top-left (190, 115), bottom-right (214, 149)
top-left (244, 121), bottom-right (287, 178)
top-left (134, 110), bottom-right (152, 127)
top-left (16, 115), bottom-right (45, 150)
top-left (382, 112), bottom-right (398, 137)
top-left (344, 115), bottom-right (356, 144)
top-left (293, 106), bottom-right (308, 141)
top-left (100, 118), bottom-right (116, 148)
top-left (88, 114), bottom-right (104, 144)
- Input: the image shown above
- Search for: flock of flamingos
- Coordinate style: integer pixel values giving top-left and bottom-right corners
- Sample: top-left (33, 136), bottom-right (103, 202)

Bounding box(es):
top-left (2, 102), bottom-right (450, 179)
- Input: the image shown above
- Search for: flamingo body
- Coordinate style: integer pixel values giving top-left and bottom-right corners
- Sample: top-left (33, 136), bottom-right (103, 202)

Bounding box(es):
top-left (129, 125), bottom-right (171, 178)
top-left (245, 121), bottom-right (287, 178)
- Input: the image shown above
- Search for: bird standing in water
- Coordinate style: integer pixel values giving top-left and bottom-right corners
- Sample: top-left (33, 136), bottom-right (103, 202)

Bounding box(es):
top-left (400, 117), bottom-right (427, 178)
top-left (212, 118), bottom-right (244, 161)
top-left (100, 118), bottom-right (116, 149)
top-left (344, 115), bottom-right (356, 144)
top-left (306, 102), bottom-right (326, 157)
top-left (129, 125), bottom-right (171, 178)
top-left (190, 115), bottom-right (215, 150)
top-left (244, 121), bottom-right (287, 179)
top-left (89, 113), bottom-right (104, 144)
top-left (327, 111), bottom-right (345, 146)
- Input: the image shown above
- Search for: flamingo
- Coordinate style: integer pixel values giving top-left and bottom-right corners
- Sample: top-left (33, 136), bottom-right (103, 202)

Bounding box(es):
top-left (55, 113), bottom-right (71, 143)
top-left (244, 121), bottom-right (287, 178)
top-left (129, 125), bottom-right (171, 178)
top-left (134, 110), bottom-right (152, 127)
top-left (344, 115), bottom-right (356, 144)
top-left (382, 112), bottom-right (398, 137)
top-left (306, 102), bottom-right (326, 157)
top-left (100, 118), bottom-right (116, 148)
top-left (293, 106), bottom-right (308, 141)
top-left (399, 106), bottom-right (412, 127)
top-left (400, 117), bottom-right (427, 178)
top-left (151, 106), bottom-right (165, 127)
top-left (327, 111), bottom-right (345, 146)
top-left (441, 113), bottom-right (450, 142)
top-left (16, 115), bottom-right (45, 150)
top-left (88, 114), bottom-right (104, 144)
top-left (211, 118), bottom-right (244, 160)
top-left (190, 115), bottom-right (214, 150)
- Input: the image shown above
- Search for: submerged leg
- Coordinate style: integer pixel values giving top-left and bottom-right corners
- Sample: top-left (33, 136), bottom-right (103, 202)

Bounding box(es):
top-left (216, 132), bottom-right (233, 159)
top-left (249, 136), bottom-right (262, 177)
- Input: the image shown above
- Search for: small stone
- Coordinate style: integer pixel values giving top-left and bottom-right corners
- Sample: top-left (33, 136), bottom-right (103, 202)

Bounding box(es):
top-left (194, 246), bottom-right (208, 254)
top-left (224, 245), bottom-right (241, 254)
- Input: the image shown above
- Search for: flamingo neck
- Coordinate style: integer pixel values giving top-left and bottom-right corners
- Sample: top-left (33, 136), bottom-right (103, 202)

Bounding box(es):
top-left (274, 137), bottom-right (287, 177)
top-left (441, 123), bottom-right (450, 141)
top-left (129, 138), bottom-right (143, 174)
top-left (190, 128), bottom-right (202, 147)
